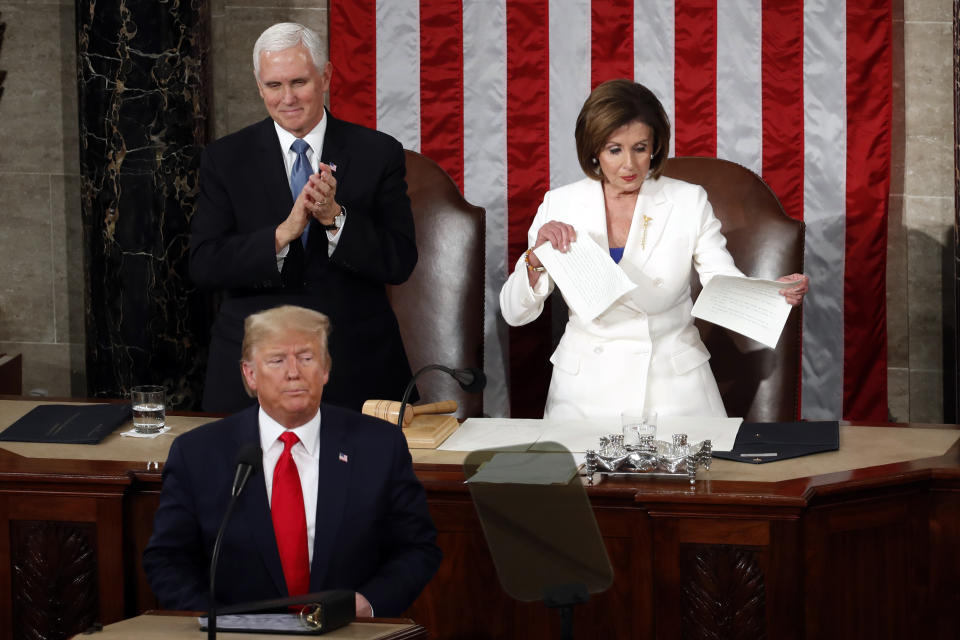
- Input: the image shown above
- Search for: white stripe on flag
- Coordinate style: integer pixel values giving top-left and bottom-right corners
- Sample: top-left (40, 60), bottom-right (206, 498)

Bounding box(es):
top-left (634, 0), bottom-right (675, 158)
top-left (801, 0), bottom-right (847, 419)
top-left (376, 0), bottom-right (421, 151)
top-left (463, 0), bottom-right (510, 417)
top-left (716, 0), bottom-right (762, 172)
top-left (549, 0), bottom-right (590, 189)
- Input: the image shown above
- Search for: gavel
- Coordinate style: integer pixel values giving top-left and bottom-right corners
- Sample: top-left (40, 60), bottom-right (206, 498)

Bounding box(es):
top-left (361, 399), bottom-right (458, 427)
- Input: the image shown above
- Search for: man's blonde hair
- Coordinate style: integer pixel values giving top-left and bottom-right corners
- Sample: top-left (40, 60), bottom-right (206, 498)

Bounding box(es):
top-left (241, 306), bottom-right (332, 388)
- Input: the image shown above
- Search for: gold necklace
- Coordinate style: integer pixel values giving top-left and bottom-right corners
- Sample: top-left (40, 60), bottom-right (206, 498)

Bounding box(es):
top-left (640, 215), bottom-right (653, 249)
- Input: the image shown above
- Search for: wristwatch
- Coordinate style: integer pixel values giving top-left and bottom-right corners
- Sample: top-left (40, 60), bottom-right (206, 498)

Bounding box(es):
top-left (320, 205), bottom-right (346, 231)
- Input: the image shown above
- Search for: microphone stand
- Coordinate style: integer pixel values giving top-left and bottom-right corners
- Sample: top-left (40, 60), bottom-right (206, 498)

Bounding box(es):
top-left (208, 448), bottom-right (258, 639)
top-left (396, 364), bottom-right (486, 428)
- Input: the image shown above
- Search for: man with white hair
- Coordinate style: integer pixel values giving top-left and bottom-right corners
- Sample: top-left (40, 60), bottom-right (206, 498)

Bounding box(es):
top-left (190, 22), bottom-right (417, 415)
top-left (144, 305), bottom-right (440, 616)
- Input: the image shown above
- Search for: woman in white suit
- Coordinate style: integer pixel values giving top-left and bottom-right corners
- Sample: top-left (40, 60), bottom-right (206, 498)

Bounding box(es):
top-left (500, 80), bottom-right (808, 420)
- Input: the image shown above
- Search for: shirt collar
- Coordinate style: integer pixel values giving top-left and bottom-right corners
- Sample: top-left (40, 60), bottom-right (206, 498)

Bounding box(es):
top-left (273, 110), bottom-right (328, 160)
top-left (258, 405), bottom-right (322, 456)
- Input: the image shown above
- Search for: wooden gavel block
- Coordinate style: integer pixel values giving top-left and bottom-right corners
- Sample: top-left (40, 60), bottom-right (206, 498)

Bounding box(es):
top-left (361, 399), bottom-right (459, 427)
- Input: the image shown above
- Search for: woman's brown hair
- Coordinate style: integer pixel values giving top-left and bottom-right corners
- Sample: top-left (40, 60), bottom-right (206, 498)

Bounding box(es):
top-left (575, 79), bottom-right (671, 180)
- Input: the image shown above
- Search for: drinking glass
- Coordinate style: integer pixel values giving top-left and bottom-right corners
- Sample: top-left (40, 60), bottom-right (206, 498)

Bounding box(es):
top-left (131, 385), bottom-right (166, 434)
top-left (621, 410), bottom-right (657, 446)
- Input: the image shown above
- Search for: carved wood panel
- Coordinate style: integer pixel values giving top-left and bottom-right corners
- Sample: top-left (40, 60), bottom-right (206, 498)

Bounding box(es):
top-left (10, 521), bottom-right (98, 640)
top-left (679, 544), bottom-right (766, 640)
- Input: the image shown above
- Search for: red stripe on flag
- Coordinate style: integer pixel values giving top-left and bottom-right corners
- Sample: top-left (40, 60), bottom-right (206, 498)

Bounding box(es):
top-left (760, 0), bottom-right (804, 221)
top-left (420, 0), bottom-right (465, 190)
top-left (844, 0), bottom-right (891, 421)
top-left (506, 0), bottom-right (553, 417)
top-left (329, 0), bottom-right (377, 128)
top-left (591, 0), bottom-right (634, 87)
top-left (673, 0), bottom-right (717, 156)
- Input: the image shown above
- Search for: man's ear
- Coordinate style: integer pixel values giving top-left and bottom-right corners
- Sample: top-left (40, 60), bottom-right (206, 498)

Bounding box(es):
top-left (241, 360), bottom-right (258, 394)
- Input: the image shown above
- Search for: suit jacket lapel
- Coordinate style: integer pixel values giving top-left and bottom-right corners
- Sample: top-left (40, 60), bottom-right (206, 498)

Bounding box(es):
top-left (309, 405), bottom-right (352, 590)
top-left (319, 111), bottom-right (351, 180)
top-left (253, 118), bottom-right (296, 219)
top-left (233, 406), bottom-right (289, 596)
top-left (576, 180), bottom-right (610, 251)
top-left (624, 177), bottom-right (672, 271)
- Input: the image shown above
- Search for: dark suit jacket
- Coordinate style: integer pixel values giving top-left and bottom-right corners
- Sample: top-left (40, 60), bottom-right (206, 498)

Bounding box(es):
top-left (142, 403), bottom-right (441, 617)
top-left (190, 113), bottom-right (418, 412)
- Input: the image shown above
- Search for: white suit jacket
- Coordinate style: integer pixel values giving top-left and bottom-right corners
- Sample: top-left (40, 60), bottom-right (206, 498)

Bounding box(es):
top-left (500, 175), bottom-right (744, 419)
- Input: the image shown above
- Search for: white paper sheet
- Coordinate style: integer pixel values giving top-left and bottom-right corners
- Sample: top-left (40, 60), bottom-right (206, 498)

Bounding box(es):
top-left (438, 418), bottom-right (545, 452)
top-left (656, 416), bottom-right (742, 451)
top-left (529, 419), bottom-right (619, 453)
top-left (533, 236), bottom-right (637, 321)
top-left (691, 275), bottom-right (802, 348)
top-left (197, 614), bottom-right (303, 632)
top-left (440, 417), bottom-right (740, 454)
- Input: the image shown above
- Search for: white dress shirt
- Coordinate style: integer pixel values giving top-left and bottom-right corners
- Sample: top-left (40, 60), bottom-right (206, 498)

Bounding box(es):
top-left (272, 115), bottom-right (345, 268)
top-left (259, 407), bottom-right (321, 563)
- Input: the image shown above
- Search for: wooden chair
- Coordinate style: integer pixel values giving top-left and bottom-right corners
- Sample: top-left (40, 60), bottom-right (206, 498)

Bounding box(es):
top-left (386, 151), bottom-right (486, 419)
top-left (663, 157), bottom-right (804, 421)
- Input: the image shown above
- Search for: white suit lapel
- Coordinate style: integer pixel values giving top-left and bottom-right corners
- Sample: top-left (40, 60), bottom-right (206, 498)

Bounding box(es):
top-left (576, 179), bottom-right (609, 250)
top-left (623, 177), bottom-right (672, 271)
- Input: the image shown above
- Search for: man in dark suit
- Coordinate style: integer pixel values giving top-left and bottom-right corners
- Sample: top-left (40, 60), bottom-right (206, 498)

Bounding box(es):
top-left (143, 305), bottom-right (441, 616)
top-left (190, 22), bottom-right (417, 413)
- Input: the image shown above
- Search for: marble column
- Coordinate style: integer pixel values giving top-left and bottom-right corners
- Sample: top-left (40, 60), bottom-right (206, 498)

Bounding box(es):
top-left (0, 12), bottom-right (6, 103)
top-left (77, 0), bottom-right (211, 409)
top-left (953, 0), bottom-right (960, 421)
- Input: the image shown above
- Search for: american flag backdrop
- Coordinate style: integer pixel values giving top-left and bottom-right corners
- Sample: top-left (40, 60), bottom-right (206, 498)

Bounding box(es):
top-left (328, 0), bottom-right (892, 421)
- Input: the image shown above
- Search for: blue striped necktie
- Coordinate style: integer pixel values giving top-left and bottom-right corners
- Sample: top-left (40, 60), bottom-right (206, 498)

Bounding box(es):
top-left (289, 139), bottom-right (312, 247)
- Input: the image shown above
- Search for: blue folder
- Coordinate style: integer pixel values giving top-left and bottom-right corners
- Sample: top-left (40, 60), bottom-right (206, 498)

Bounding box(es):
top-left (713, 421), bottom-right (839, 464)
top-left (0, 403), bottom-right (131, 444)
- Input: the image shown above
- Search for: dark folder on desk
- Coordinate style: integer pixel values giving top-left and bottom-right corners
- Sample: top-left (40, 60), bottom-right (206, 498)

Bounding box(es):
top-left (0, 404), bottom-right (131, 444)
top-left (713, 421), bottom-right (839, 464)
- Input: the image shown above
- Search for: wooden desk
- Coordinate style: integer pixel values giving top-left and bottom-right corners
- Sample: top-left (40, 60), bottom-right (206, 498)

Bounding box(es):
top-left (1, 399), bottom-right (959, 639)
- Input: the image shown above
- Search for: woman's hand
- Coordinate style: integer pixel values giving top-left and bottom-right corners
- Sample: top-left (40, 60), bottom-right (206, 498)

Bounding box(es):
top-left (534, 221), bottom-right (577, 253)
top-left (777, 273), bottom-right (809, 306)
top-left (523, 221), bottom-right (576, 286)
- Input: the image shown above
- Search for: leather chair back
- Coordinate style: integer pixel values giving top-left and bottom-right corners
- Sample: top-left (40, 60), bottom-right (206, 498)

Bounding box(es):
top-left (386, 151), bottom-right (486, 418)
top-left (663, 157), bottom-right (804, 421)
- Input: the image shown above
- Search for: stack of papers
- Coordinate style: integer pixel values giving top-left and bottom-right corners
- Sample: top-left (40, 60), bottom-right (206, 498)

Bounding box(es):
top-left (440, 416), bottom-right (742, 454)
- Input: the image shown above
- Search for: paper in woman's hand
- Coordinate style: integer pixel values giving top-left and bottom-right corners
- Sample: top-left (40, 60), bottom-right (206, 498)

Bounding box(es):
top-left (533, 235), bottom-right (637, 321)
top-left (691, 275), bottom-right (802, 348)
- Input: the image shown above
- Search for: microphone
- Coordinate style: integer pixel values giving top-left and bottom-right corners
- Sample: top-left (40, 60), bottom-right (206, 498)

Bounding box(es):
top-left (397, 365), bottom-right (487, 427)
top-left (450, 367), bottom-right (486, 394)
top-left (231, 444), bottom-right (260, 497)
top-left (208, 443), bottom-right (261, 640)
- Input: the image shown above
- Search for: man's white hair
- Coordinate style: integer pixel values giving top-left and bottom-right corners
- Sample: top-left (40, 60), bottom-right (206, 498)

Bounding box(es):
top-left (253, 23), bottom-right (327, 79)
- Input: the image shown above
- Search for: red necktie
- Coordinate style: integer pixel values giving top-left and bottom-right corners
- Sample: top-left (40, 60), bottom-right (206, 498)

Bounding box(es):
top-left (272, 431), bottom-right (310, 596)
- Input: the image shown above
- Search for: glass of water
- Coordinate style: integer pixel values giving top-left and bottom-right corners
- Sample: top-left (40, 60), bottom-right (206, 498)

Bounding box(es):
top-left (131, 385), bottom-right (166, 434)
top-left (621, 410), bottom-right (656, 446)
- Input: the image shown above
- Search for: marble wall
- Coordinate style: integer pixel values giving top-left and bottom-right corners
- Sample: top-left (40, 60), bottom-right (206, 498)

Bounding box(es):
top-left (0, 0), bottom-right (84, 397)
top-left (0, 0), bottom-right (953, 421)
top-left (887, 0), bottom-right (955, 422)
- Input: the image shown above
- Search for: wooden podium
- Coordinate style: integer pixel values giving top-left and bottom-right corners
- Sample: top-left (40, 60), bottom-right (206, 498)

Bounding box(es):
top-left (74, 613), bottom-right (426, 639)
